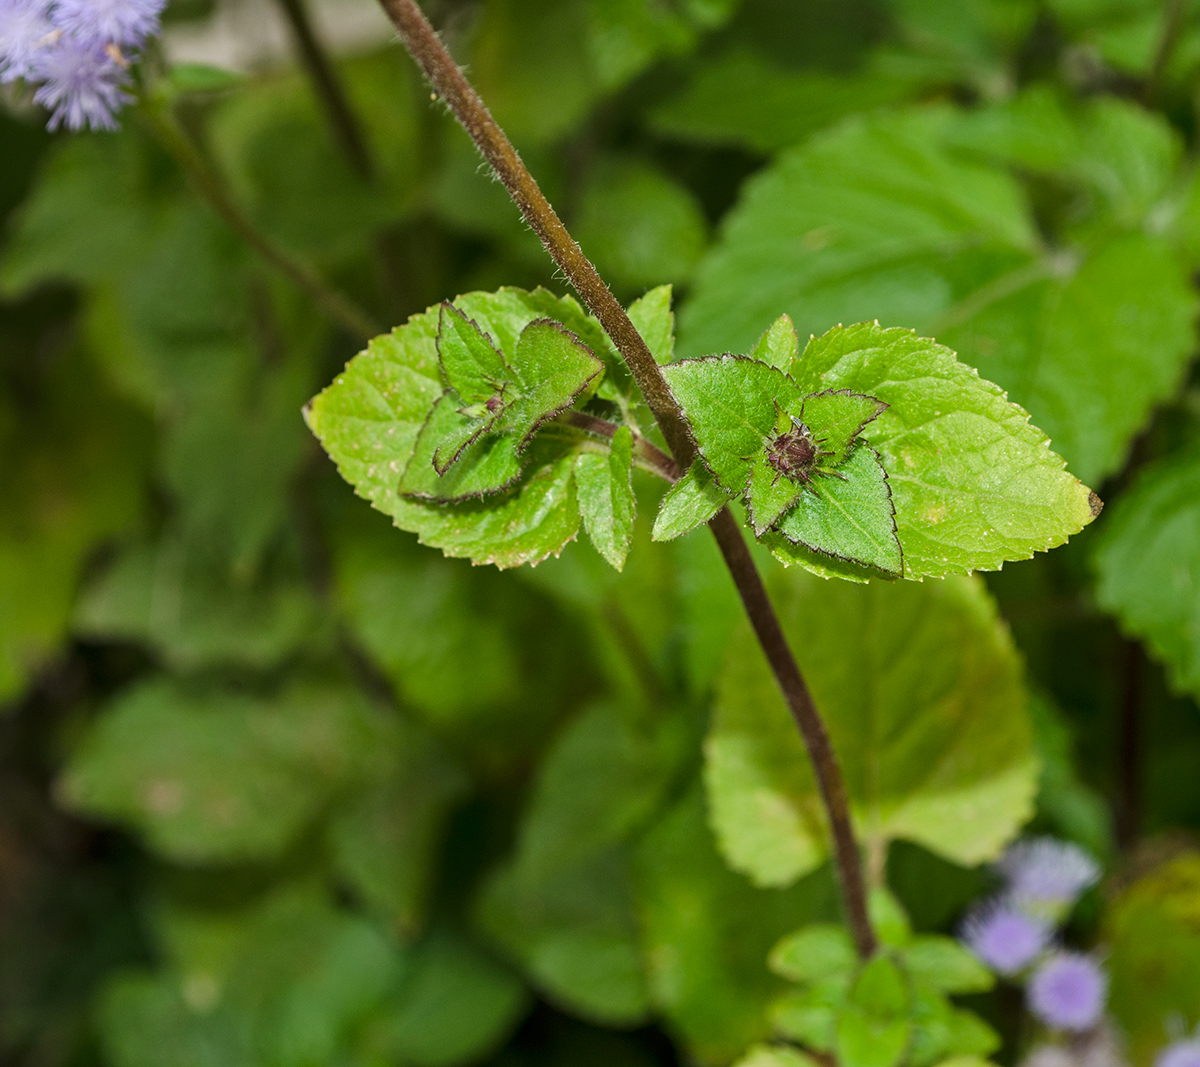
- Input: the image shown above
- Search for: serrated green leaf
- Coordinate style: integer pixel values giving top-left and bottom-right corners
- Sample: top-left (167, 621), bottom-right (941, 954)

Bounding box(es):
top-left (803, 391), bottom-right (889, 465)
top-left (850, 955), bottom-right (908, 1017)
top-left (682, 106), bottom-right (1196, 487)
top-left (501, 318), bottom-right (604, 444)
top-left (576, 426), bottom-right (636, 570)
top-left (773, 445), bottom-right (902, 578)
top-left (437, 303), bottom-right (512, 405)
top-left (664, 356), bottom-right (802, 492)
top-left (768, 925), bottom-right (856, 983)
top-left (652, 463), bottom-right (732, 542)
top-left (837, 1004), bottom-right (910, 1067)
top-left (306, 290), bottom-right (605, 569)
top-left (628, 284), bottom-right (676, 365)
top-left (1094, 447), bottom-right (1200, 703)
top-left (706, 569), bottom-right (1037, 887)
top-left (789, 322), bottom-right (1097, 578)
top-left (401, 397), bottom-right (525, 501)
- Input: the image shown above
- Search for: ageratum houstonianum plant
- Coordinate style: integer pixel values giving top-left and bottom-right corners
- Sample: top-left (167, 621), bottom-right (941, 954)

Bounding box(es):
top-left (4, 3), bottom-right (1123, 1066)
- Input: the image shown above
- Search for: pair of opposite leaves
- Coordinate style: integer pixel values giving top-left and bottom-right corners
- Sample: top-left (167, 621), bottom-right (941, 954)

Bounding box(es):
top-left (404, 304), bottom-right (902, 577)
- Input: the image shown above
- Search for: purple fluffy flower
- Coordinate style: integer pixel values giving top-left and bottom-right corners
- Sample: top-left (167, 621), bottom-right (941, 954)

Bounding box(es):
top-left (961, 902), bottom-right (1051, 975)
top-left (1000, 838), bottom-right (1100, 919)
top-left (28, 34), bottom-right (129, 130)
top-left (1158, 1041), bottom-right (1200, 1067)
top-left (0, 0), bottom-right (54, 83)
top-left (1028, 953), bottom-right (1108, 1032)
top-left (50, 0), bottom-right (165, 48)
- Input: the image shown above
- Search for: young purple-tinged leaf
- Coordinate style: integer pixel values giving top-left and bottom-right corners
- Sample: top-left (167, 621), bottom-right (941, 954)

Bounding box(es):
top-left (663, 355), bottom-right (802, 493)
top-left (575, 426), bottom-right (636, 570)
top-left (775, 445), bottom-right (902, 578)
top-left (800, 391), bottom-right (887, 464)
top-left (500, 318), bottom-right (604, 449)
top-left (437, 303), bottom-right (512, 404)
top-left (651, 463), bottom-right (733, 542)
top-left (399, 394), bottom-right (523, 502)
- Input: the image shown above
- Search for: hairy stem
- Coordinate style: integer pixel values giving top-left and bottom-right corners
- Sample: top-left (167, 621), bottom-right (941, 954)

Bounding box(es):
top-left (562, 411), bottom-right (680, 483)
top-left (275, 0), bottom-right (376, 180)
top-left (378, 0), bottom-right (876, 958)
top-left (138, 96), bottom-right (380, 343)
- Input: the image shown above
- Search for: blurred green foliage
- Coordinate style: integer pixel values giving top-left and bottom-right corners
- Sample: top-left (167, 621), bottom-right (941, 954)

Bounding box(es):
top-left (4, 0), bottom-right (1200, 1065)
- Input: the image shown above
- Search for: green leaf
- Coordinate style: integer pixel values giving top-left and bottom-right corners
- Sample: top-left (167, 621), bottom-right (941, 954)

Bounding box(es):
top-left (576, 426), bottom-right (636, 569)
top-left (902, 937), bottom-right (994, 995)
top-left (772, 445), bottom-right (902, 578)
top-left (59, 680), bottom-right (388, 863)
top-left (733, 1045), bottom-right (825, 1067)
top-left (838, 957), bottom-right (912, 1067)
top-left (649, 51), bottom-right (913, 154)
top-left (475, 703), bottom-right (688, 1024)
top-left (768, 925), bottom-right (857, 983)
top-left (1094, 447), bottom-right (1200, 703)
top-left (652, 464), bottom-right (732, 542)
top-left (628, 284), bottom-right (676, 365)
top-left (501, 318), bottom-right (605, 443)
top-left (753, 313), bottom-right (801, 372)
top-left (706, 569), bottom-right (1037, 887)
top-left (401, 396), bottom-right (525, 501)
top-left (362, 930), bottom-right (529, 1067)
top-left (307, 289), bottom-right (613, 569)
top-left (664, 356), bottom-right (801, 492)
top-left (770, 980), bottom-right (845, 1051)
top-left (788, 322), bottom-right (1097, 578)
top-left (437, 303), bottom-right (513, 405)
top-left (74, 537), bottom-right (321, 671)
top-left (681, 106), bottom-right (1196, 487)
top-left (327, 719), bottom-right (468, 935)
top-left (574, 157), bottom-right (708, 289)
top-left (868, 887), bottom-right (913, 949)
top-left (635, 784), bottom-right (838, 1064)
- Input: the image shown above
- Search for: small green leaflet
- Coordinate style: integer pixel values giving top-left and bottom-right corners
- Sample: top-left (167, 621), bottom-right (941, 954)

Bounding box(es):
top-left (652, 463), bottom-right (733, 542)
top-left (661, 354), bottom-right (898, 576)
top-left (576, 426), bottom-right (636, 570)
top-left (400, 308), bottom-right (603, 502)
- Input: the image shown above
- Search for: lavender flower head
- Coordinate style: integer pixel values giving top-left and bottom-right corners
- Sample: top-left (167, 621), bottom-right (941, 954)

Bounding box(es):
top-left (1028, 953), bottom-right (1108, 1032)
top-left (0, 0), bottom-right (164, 130)
top-left (1157, 1041), bottom-right (1200, 1067)
top-left (1000, 837), bottom-right (1101, 920)
top-left (0, 0), bottom-right (53, 83)
top-left (51, 0), bottom-right (166, 49)
top-left (961, 902), bottom-right (1051, 975)
top-left (29, 34), bottom-right (128, 130)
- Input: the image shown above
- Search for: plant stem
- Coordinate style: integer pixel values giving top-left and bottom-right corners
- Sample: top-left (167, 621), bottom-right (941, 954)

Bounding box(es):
top-left (562, 411), bottom-right (680, 482)
top-left (138, 95), bottom-right (381, 343)
top-left (274, 0), bottom-right (376, 181)
top-left (1146, 0), bottom-right (1188, 103)
top-left (377, 0), bottom-right (876, 958)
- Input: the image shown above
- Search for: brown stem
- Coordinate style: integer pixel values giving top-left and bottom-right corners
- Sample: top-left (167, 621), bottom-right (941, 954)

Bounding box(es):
top-left (562, 411), bottom-right (681, 483)
top-left (275, 0), bottom-right (376, 180)
top-left (707, 509), bottom-right (875, 957)
top-left (1145, 0), bottom-right (1188, 103)
top-left (375, 0), bottom-right (876, 959)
